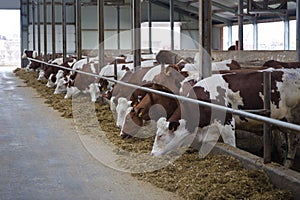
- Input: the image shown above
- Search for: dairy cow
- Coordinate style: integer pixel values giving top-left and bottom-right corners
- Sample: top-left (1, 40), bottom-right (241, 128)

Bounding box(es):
top-left (151, 68), bottom-right (300, 169)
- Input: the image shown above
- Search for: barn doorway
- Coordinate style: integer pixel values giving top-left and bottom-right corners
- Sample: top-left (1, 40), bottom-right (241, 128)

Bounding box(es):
top-left (0, 9), bottom-right (20, 68)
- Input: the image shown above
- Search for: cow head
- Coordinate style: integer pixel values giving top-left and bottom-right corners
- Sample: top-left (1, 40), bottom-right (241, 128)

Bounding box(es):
top-left (54, 77), bottom-right (68, 94)
top-left (151, 117), bottom-right (192, 156)
top-left (46, 73), bottom-right (56, 88)
top-left (88, 83), bottom-right (100, 102)
top-left (116, 97), bottom-right (132, 128)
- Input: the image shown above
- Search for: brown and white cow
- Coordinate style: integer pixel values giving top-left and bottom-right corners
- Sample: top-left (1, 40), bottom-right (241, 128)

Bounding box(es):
top-left (151, 68), bottom-right (300, 169)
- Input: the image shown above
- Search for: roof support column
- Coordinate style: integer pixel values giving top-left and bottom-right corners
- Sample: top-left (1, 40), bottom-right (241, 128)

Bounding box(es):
top-left (62, 0), bottom-right (67, 62)
top-left (43, 0), bottom-right (48, 61)
top-left (76, 0), bottom-right (82, 59)
top-left (148, 0), bottom-right (152, 54)
top-left (284, 14), bottom-right (290, 50)
top-left (170, 0), bottom-right (174, 50)
top-left (37, 0), bottom-right (41, 55)
top-left (238, 0), bottom-right (244, 50)
top-left (117, 1), bottom-right (120, 50)
top-left (132, 0), bottom-right (141, 70)
top-left (253, 18), bottom-right (258, 50)
top-left (98, 0), bottom-right (105, 70)
top-left (199, 0), bottom-right (212, 79)
top-left (52, 0), bottom-right (56, 58)
top-left (227, 22), bottom-right (232, 49)
top-left (297, 0), bottom-right (300, 61)
top-left (32, 0), bottom-right (36, 50)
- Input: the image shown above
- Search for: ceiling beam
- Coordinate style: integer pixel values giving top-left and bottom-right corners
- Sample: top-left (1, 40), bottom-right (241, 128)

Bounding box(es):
top-left (212, 1), bottom-right (236, 14)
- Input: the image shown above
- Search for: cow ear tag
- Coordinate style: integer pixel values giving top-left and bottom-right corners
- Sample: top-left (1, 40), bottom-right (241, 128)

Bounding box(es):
top-left (138, 112), bottom-right (143, 118)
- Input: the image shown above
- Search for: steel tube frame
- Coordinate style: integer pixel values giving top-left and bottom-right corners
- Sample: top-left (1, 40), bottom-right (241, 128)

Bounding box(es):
top-left (32, 0), bottom-right (36, 50)
top-left (148, 0), bottom-right (152, 54)
top-left (117, 2), bottom-right (121, 50)
top-left (238, 0), bottom-right (244, 50)
top-left (263, 72), bottom-right (272, 163)
top-left (98, 0), bottom-right (105, 71)
top-left (132, 0), bottom-right (141, 71)
top-left (170, 0), bottom-right (174, 51)
top-left (284, 14), bottom-right (290, 50)
top-left (62, 0), bottom-right (67, 62)
top-left (76, 0), bottom-right (82, 59)
top-left (44, 0), bottom-right (48, 61)
top-left (37, 0), bottom-right (41, 54)
top-left (200, 0), bottom-right (212, 78)
top-left (296, 0), bottom-right (300, 61)
top-left (52, 0), bottom-right (56, 59)
top-left (27, 57), bottom-right (300, 134)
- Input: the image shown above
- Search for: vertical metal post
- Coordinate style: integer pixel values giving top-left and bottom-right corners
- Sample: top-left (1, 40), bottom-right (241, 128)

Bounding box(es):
top-left (238, 0), bottom-right (244, 50)
top-left (98, 0), bottom-right (105, 71)
top-left (297, 0), bottom-right (300, 61)
top-left (114, 59), bottom-right (118, 80)
top-left (227, 22), bottom-right (232, 49)
top-left (201, 0), bottom-right (212, 78)
top-left (117, 1), bottom-right (120, 50)
top-left (132, 0), bottom-right (141, 71)
top-left (170, 0), bottom-right (174, 50)
top-left (32, 0), bottom-right (36, 50)
top-left (37, 0), bottom-right (41, 54)
top-left (76, 0), bottom-right (82, 59)
top-left (44, 0), bottom-right (48, 61)
top-left (284, 14), bottom-right (290, 50)
top-left (52, 0), bottom-right (56, 59)
top-left (148, 0), bottom-right (152, 54)
top-left (62, 0), bottom-right (67, 62)
top-left (253, 18), bottom-right (258, 50)
top-left (263, 71), bottom-right (272, 164)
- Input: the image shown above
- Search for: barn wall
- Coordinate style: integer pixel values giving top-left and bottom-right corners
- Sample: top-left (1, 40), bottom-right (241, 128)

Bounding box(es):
top-left (0, 0), bottom-right (20, 9)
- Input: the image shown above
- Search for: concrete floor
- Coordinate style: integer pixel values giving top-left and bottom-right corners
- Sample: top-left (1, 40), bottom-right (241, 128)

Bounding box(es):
top-left (0, 67), bottom-right (181, 200)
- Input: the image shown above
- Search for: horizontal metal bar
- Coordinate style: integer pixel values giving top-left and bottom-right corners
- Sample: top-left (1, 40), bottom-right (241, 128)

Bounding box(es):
top-left (27, 58), bottom-right (300, 133)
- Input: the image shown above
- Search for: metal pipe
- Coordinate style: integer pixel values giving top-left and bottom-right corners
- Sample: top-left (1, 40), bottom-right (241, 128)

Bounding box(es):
top-left (117, 2), bottom-right (120, 50)
top-left (297, 0), bottom-right (300, 61)
top-left (52, 0), bottom-right (56, 59)
top-left (62, 0), bottom-right (67, 62)
top-left (202, 0), bottom-right (212, 78)
top-left (37, 0), bottom-right (41, 54)
top-left (44, 0), bottom-right (48, 61)
top-left (32, 0), bottom-right (36, 50)
top-left (76, 0), bottom-right (82, 59)
top-left (238, 0), bottom-right (244, 50)
top-left (98, 0), bottom-right (105, 71)
top-left (27, 57), bottom-right (300, 133)
top-left (148, 0), bottom-right (152, 54)
top-left (253, 18), bottom-right (258, 50)
top-left (263, 71), bottom-right (272, 164)
top-left (170, 0), bottom-right (174, 50)
top-left (227, 22), bottom-right (232, 49)
top-left (132, 0), bottom-right (141, 71)
top-left (284, 14), bottom-right (290, 50)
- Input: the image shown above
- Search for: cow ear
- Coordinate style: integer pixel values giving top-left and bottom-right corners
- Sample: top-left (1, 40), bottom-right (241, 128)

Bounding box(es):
top-left (168, 121), bottom-right (180, 133)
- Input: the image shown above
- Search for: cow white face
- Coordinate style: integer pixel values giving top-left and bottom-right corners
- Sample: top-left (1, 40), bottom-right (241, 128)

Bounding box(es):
top-left (46, 74), bottom-right (56, 88)
top-left (55, 70), bottom-right (64, 85)
top-left (151, 118), bottom-right (191, 156)
top-left (88, 83), bottom-right (100, 102)
top-left (37, 70), bottom-right (45, 80)
top-left (54, 78), bottom-right (67, 94)
top-left (64, 86), bottom-right (80, 99)
top-left (116, 97), bottom-right (132, 128)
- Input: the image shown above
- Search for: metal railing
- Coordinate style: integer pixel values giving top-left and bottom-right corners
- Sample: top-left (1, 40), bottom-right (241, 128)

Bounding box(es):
top-left (27, 57), bottom-right (300, 163)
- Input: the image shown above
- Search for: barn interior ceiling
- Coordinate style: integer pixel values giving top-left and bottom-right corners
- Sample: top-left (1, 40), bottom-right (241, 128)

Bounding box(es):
top-left (41, 0), bottom-right (296, 25)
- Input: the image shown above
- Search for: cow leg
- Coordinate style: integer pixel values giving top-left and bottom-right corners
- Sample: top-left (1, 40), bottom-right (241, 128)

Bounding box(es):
top-left (283, 130), bottom-right (300, 168)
